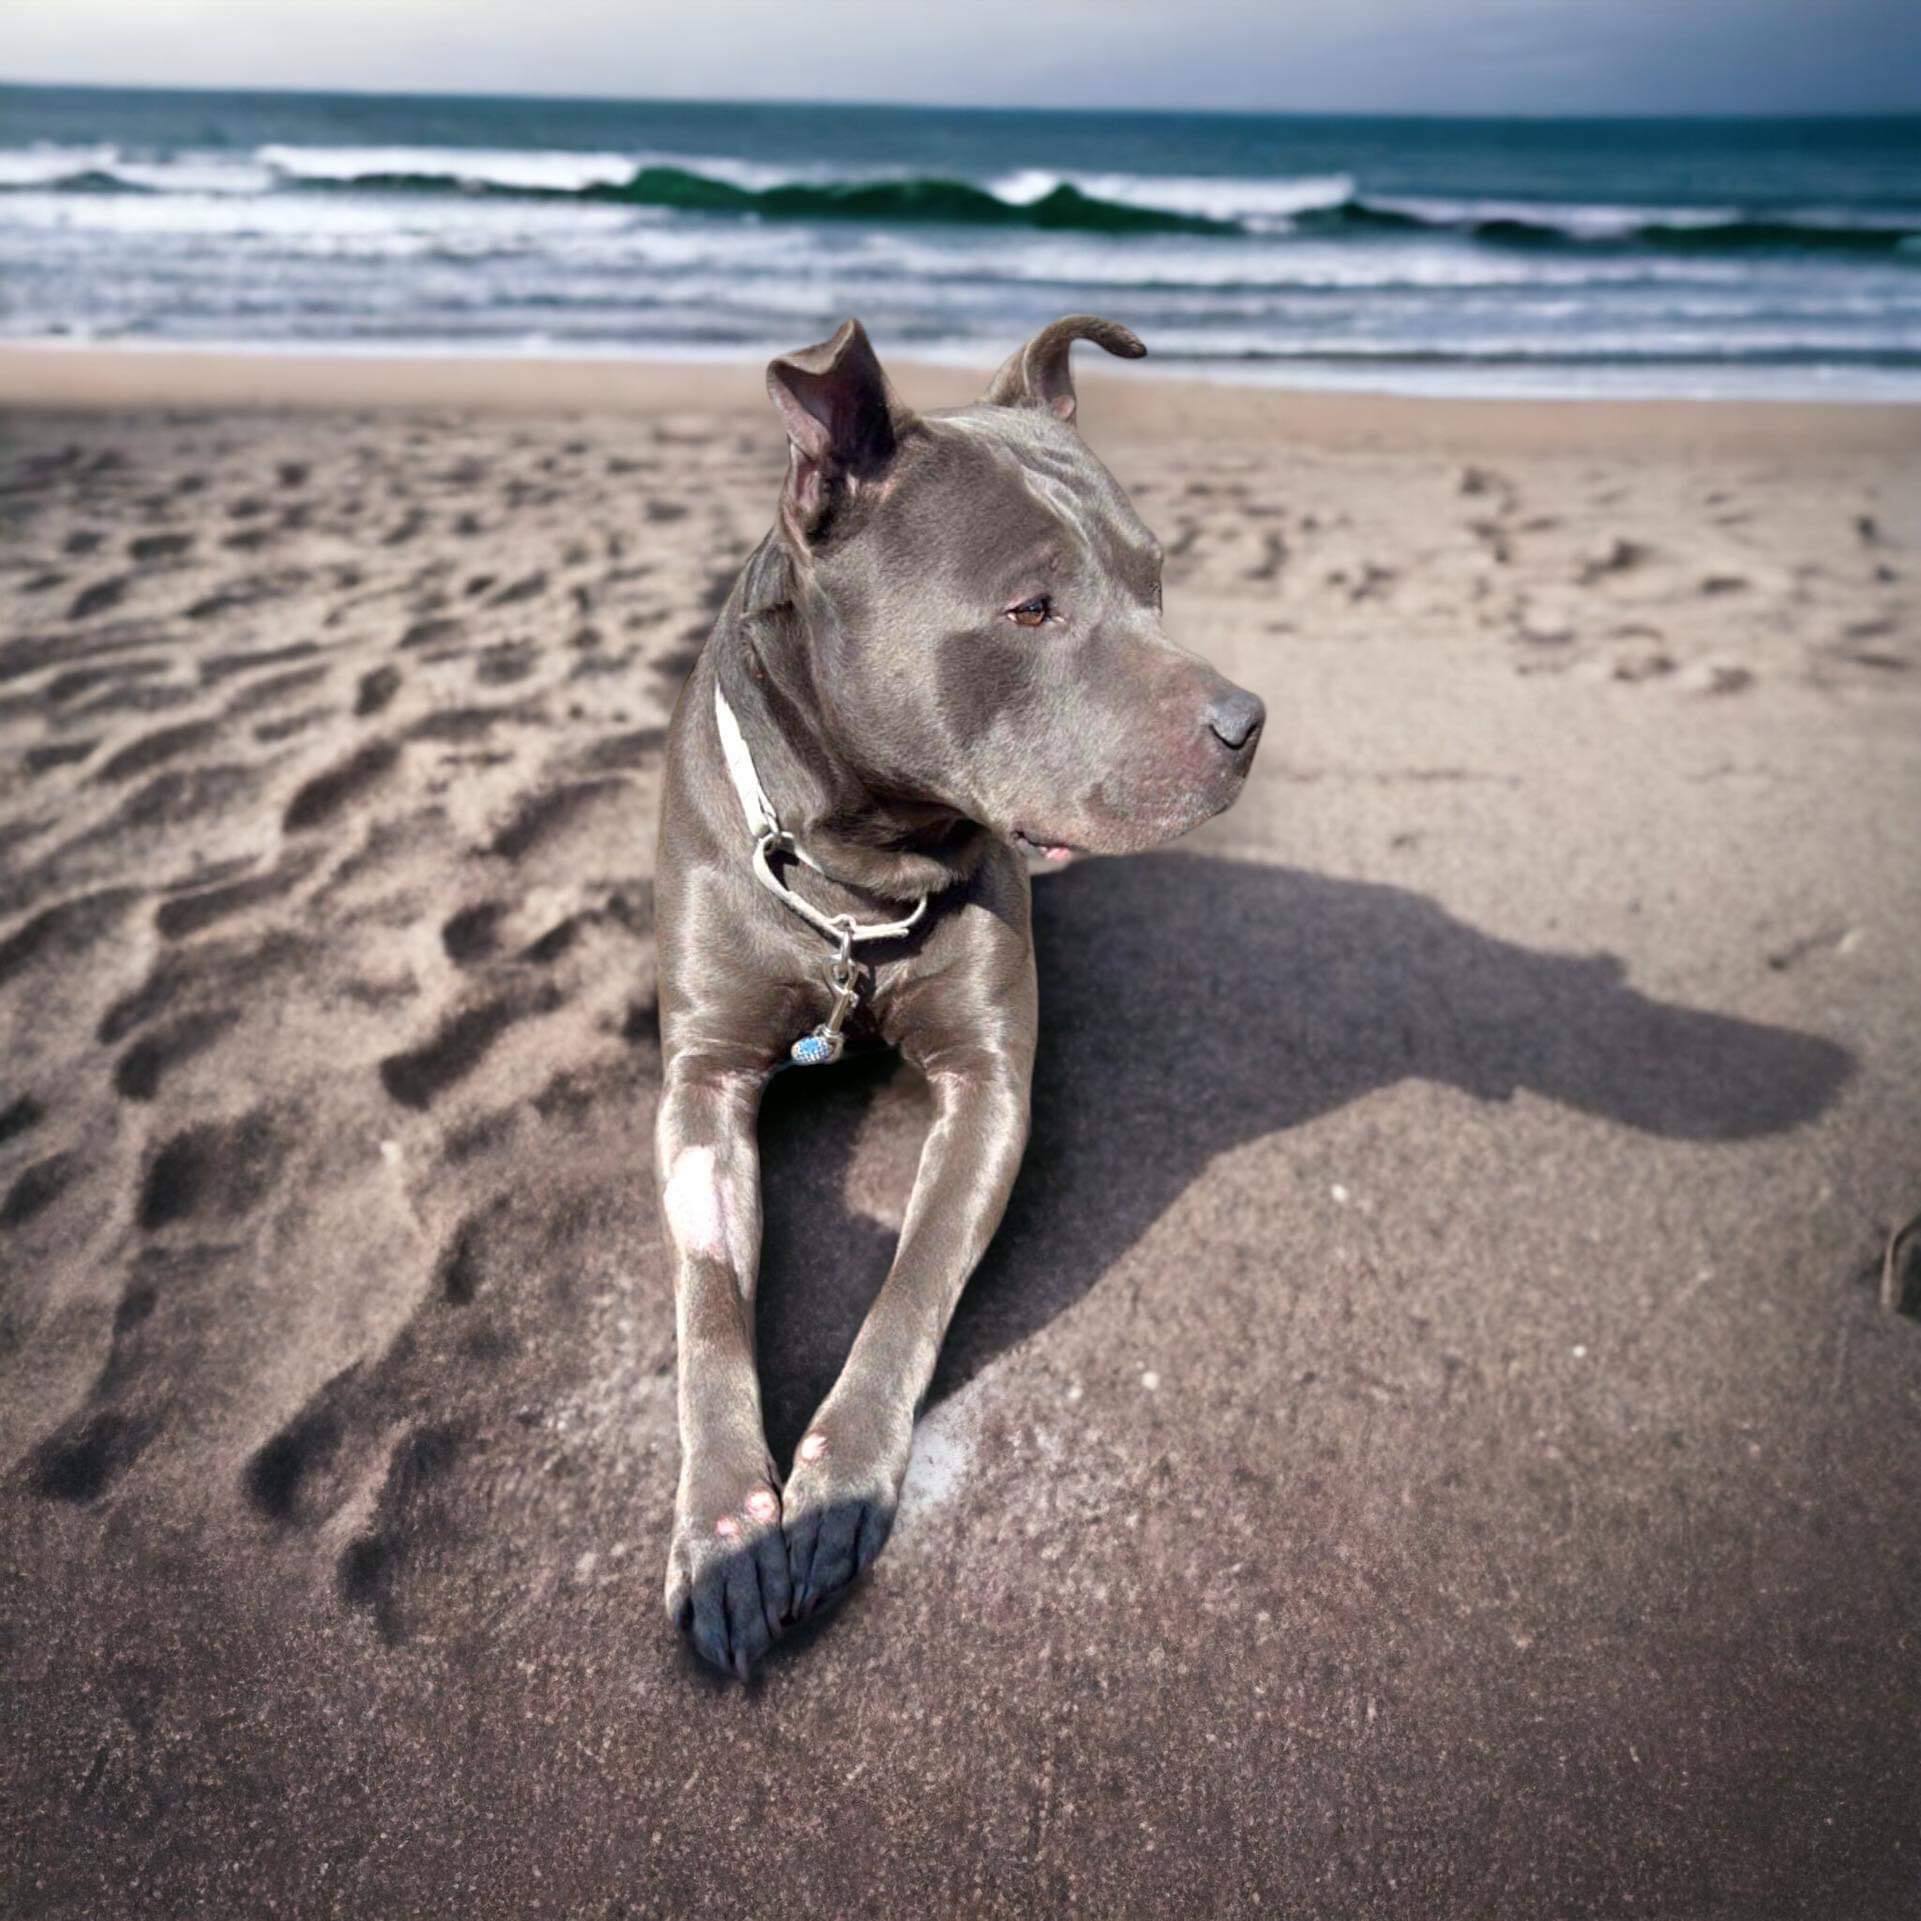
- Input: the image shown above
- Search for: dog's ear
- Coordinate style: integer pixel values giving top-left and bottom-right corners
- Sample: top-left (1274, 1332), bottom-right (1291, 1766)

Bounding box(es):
top-left (767, 318), bottom-right (903, 541)
top-left (982, 314), bottom-right (1146, 424)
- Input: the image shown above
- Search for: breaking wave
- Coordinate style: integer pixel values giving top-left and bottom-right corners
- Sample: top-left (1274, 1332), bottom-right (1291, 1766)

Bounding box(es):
top-left (5, 142), bottom-right (1915, 257)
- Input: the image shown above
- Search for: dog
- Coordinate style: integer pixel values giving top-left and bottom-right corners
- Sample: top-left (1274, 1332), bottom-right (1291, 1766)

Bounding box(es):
top-left (653, 315), bottom-right (1264, 1675)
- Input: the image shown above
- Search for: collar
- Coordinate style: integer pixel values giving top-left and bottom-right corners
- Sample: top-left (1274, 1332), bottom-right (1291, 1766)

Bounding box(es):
top-left (713, 683), bottom-right (928, 948)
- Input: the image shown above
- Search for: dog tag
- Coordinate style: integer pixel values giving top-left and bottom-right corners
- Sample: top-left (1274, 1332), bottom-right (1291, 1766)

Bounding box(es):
top-left (789, 952), bottom-right (862, 1067)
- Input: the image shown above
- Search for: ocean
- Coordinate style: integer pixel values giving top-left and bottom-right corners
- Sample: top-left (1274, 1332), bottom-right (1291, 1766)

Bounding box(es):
top-left (4, 84), bottom-right (1921, 398)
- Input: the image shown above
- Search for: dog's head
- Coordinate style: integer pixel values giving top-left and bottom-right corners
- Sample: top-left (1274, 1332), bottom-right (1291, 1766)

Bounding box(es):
top-left (765, 316), bottom-right (1263, 859)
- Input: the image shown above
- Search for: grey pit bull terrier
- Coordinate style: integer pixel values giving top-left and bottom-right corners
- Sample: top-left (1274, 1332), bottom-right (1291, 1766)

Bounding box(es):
top-left (654, 314), bottom-right (1264, 1675)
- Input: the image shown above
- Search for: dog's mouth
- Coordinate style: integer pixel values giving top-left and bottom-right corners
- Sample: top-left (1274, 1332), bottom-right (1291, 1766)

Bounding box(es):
top-left (1011, 828), bottom-right (1080, 865)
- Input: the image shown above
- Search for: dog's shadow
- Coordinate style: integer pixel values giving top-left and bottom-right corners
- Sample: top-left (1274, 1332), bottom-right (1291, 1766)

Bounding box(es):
top-left (753, 853), bottom-right (1852, 1457)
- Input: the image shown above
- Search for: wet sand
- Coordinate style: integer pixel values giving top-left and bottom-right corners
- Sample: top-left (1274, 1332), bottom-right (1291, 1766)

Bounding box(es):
top-left (3, 347), bottom-right (1919, 1918)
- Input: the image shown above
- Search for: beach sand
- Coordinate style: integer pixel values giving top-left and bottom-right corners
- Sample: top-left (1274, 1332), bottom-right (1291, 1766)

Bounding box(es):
top-left (3, 347), bottom-right (1919, 1918)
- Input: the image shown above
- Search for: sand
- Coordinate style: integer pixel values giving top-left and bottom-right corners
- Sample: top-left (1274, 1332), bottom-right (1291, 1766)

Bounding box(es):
top-left (2, 346), bottom-right (1919, 1919)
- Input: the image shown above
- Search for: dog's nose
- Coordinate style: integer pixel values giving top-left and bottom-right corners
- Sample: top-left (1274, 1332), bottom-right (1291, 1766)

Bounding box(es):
top-left (1206, 687), bottom-right (1265, 753)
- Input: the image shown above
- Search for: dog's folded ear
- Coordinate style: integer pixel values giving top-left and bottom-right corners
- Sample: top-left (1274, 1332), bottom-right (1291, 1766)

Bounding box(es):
top-left (982, 314), bottom-right (1146, 424)
top-left (767, 318), bottom-right (905, 541)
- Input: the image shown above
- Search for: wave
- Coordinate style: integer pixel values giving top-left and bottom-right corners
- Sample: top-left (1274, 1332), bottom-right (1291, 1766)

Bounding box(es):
top-left (258, 141), bottom-right (846, 196)
top-left (2, 142), bottom-right (1918, 256)
top-left (1296, 197), bottom-right (1921, 256)
top-left (13, 168), bottom-right (153, 196)
top-left (0, 143), bottom-right (272, 194)
top-left (281, 163), bottom-right (1240, 235)
top-left (0, 142), bottom-right (123, 188)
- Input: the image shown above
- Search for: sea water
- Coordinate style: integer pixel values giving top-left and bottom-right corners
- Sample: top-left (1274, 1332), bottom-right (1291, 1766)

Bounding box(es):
top-left (3, 84), bottom-right (1918, 397)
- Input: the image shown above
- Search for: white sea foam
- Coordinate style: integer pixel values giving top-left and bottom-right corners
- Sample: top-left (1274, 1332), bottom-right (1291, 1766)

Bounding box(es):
top-left (989, 167), bottom-right (1356, 226)
top-left (0, 142), bottom-right (122, 186)
top-left (251, 142), bottom-right (877, 195)
top-left (255, 142), bottom-right (641, 193)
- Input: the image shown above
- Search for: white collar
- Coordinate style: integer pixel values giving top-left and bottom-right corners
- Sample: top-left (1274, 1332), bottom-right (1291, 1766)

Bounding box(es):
top-left (713, 675), bottom-right (786, 849)
top-left (713, 682), bottom-right (928, 948)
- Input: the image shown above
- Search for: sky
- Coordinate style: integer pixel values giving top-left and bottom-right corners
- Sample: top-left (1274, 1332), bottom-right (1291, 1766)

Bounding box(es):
top-left (4, 0), bottom-right (1920, 116)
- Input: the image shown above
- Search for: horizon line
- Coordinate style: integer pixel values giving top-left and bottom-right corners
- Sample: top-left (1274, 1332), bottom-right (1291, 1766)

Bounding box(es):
top-left (4, 74), bottom-right (1920, 124)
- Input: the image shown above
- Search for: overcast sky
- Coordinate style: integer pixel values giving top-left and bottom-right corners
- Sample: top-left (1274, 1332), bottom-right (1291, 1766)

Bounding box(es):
top-left (5, 0), bottom-right (1920, 115)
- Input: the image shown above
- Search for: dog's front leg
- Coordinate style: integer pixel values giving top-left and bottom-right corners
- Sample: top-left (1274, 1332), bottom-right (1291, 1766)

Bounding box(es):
top-left (655, 1052), bottom-right (787, 1676)
top-left (783, 1044), bottom-right (1033, 1619)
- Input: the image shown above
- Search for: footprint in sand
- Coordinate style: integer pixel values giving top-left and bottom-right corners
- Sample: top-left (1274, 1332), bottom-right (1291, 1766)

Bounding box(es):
top-left (488, 572), bottom-right (547, 607)
top-left (355, 665), bottom-right (402, 716)
top-left (224, 663), bottom-right (331, 717)
top-left (24, 740), bottom-right (97, 776)
top-left (378, 989), bottom-right (557, 1110)
top-left (400, 615), bottom-right (464, 650)
top-left (154, 854), bottom-right (317, 939)
top-left (487, 778), bottom-right (630, 861)
top-left (67, 576), bottom-right (128, 621)
top-left (186, 568), bottom-right (309, 621)
top-left (440, 901), bottom-right (506, 966)
top-left (4, 1150), bottom-right (77, 1228)
top-left (92, 719), bottom-right (226, 784)
top-left (476, 643), bottom-right (536, 685)
top-left (283, 740), bottom-right (401, 832)
top-left (1576, 537), bottom-right (1650, 584)
top-left (113, 1008), bottom-right (242, 1101)
top-left (139, 1110), bottom-right (285, 1230)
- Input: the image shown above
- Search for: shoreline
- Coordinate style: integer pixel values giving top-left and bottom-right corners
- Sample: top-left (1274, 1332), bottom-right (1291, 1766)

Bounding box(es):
top-left (5, 342), bottom-right (1921, 457)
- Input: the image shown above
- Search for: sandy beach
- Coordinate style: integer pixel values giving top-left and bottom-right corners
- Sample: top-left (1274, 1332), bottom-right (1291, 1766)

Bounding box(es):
top-left (3, 345), bottom-right (1919, 1918)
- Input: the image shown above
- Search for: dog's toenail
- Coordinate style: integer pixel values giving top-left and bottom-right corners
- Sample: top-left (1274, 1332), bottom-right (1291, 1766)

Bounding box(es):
top-left (715, 1514), bottom-right (740, 1540)
top-left (798, 1431), bottom-right (828, 1462)
top-left (746, 1489), bottom-right (778, 1523)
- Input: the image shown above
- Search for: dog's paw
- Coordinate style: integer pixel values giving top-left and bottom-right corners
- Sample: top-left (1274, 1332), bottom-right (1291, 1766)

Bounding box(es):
top-left (780, 1412), bottom-right (912, 1622)
top-left (664, 1461), bottom-right (789, 1679)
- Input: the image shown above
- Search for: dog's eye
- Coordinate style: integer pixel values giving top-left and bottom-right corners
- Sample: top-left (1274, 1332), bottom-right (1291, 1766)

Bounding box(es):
top-left (1007, 596), bottom-right (1051, 629)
